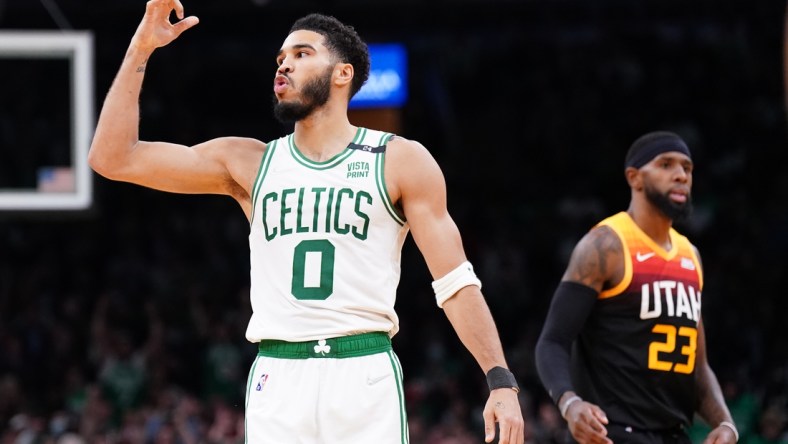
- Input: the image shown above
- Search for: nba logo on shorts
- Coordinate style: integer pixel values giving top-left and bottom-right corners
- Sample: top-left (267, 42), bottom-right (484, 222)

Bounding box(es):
top-left (256, 374), bottom-right (269, 391)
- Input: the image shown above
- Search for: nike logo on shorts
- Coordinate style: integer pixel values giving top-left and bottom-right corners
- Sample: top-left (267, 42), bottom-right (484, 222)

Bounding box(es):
top-left (366, 374), bottom-right (391, 385)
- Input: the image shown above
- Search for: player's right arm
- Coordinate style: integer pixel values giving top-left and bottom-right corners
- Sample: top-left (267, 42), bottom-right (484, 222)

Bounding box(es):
top-left (559, 225), bottom-right (624, 292)
top-left (89, 0), bottom-right (262, 201)
top-left (535, 225), bottom-right (623, 444)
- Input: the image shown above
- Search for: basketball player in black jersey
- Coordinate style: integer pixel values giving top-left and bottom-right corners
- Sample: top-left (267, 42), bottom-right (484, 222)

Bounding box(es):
top-left (535, 131), bottom-right (737, 444)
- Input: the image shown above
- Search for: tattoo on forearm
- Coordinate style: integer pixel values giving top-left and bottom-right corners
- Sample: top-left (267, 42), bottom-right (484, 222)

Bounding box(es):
top-left (136, 57), bottom-right (149, 73)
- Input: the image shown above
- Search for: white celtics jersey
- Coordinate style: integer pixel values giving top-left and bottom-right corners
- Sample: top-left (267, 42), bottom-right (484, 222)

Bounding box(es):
top-left (246, 128), bottom-right (410, 342)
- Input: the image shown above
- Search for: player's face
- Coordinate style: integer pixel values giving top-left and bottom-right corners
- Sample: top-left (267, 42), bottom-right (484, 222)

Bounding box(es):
top-left (642, 152), bottom-right (694, 222)
top-left (273, 65), bottom-right (333, 123)
top-left (272, 30), bottom-right (335, 123)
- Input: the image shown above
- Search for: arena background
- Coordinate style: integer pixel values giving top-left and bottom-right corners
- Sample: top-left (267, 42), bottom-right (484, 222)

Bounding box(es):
top-left (0, 0), bottom-right (786, 442)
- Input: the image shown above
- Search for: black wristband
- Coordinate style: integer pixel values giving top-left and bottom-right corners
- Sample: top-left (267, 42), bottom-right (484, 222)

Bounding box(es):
top-left (486, 366), bottom-right (520, 392)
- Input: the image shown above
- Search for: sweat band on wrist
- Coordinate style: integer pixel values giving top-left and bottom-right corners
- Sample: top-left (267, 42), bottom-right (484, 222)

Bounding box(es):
top-left (560, 395), bottom-right (582, 418)
top-left (486, 366), bottom-right (519, 393)
top-left (719, 421), bottom-right (739, 442)
top-left (432, 261), bottom-right (482, 307)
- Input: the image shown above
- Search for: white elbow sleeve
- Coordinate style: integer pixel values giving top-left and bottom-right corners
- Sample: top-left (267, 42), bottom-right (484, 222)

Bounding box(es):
top-left (432, 261), bottom-right (482, 308)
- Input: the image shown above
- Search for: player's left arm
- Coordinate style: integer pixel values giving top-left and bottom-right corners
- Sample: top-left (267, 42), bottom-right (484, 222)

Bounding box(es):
top-left (386, 137), bottom-right (524, 444)
top-left (695, 318), bottom-right (737, 443)
top-left (693, 247), bottom-right (738, 444)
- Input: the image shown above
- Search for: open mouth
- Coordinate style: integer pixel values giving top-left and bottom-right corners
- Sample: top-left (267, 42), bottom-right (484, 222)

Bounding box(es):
top-left (274, 76), bottom-right (289, 94)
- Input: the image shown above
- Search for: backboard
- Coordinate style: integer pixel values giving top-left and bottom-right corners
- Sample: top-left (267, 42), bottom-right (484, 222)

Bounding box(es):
top-left (0, 31), bottom-right (93, 211)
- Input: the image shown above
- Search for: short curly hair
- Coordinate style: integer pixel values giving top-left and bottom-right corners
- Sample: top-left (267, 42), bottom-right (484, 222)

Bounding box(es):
top-left (289, 13), bottom-right (370, 100)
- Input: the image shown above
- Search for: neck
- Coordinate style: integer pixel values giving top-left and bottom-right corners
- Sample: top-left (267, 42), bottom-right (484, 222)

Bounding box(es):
top-left (293, 105), bottom-right (356, 162)
top-left (627, 200), bottom-right (674, 250)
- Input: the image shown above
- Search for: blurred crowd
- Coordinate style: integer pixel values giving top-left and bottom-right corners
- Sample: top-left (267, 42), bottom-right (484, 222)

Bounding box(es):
top-left (1, 0), bottom-right (788, 443)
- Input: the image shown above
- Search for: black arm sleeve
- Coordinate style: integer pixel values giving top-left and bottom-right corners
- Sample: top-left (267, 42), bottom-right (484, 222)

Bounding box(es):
top-left (534, 281), bottom-right (599, 405)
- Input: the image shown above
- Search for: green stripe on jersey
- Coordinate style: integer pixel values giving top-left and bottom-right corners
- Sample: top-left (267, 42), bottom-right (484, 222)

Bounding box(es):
top-left (250, 139), bottom-right (278, 225)
top-left (375, 147), bottom-right (406, 225)
top-left (289, 129), bottom-right (362, 170)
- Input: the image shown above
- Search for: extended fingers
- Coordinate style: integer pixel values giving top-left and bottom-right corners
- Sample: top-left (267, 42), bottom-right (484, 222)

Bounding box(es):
top-left (144, 0), bottom-right (182, 19)
top-left (483, 405), bottom-right (496, 442)
top-left (574, 422), bottom-right (612, 444)
top-left (569, 406), bottom-right (611, 444)
top-left (172, 0), bottom-right (185, 19)
top-left (498, 415), bottom-right (525, 444)
top-left (483, 391), bottom-right (524, 444)
top-left (591, 405), bottom-right (609, 424)
top-left (172, 15), bottom-right (199, 35)
top-left (581, 412), bottom-right (608, 437)
top-left (145, 0), bottom-right (166, 13)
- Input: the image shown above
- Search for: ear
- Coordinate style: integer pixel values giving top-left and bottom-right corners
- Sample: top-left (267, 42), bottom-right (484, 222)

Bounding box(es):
top-left (334, 62), bottom-right (354, 87)
top-left (624, 167), bottom-right (643, 191)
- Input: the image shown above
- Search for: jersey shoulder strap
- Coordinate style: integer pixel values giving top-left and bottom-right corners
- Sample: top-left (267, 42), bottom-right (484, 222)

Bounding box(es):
top-left (596, 212), bottom-right (634, 299)
top-left (347, 128), bottom-right (395, 154)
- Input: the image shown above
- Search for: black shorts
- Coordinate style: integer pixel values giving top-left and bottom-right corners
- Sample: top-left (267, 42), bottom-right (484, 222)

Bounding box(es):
top-left (559, 424), bottom-right (692, 444)
top-left (604, 423), bottom-right (691, 444)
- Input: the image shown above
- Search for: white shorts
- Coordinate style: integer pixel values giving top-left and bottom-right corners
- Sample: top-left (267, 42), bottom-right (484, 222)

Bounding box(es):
top-left (244, 332), bottom-right (409, 444)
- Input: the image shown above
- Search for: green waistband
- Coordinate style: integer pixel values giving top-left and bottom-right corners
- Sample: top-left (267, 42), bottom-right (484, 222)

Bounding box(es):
top-left (257, 332), bottom-right (392, 359)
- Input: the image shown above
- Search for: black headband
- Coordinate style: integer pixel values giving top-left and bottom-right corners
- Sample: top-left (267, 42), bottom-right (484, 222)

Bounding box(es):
top-left (624, 132), bottom-right (692, 169)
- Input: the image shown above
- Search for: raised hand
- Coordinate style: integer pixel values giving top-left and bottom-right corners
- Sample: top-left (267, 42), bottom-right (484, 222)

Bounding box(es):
top-left (130, 0), bottom-right (199, 53)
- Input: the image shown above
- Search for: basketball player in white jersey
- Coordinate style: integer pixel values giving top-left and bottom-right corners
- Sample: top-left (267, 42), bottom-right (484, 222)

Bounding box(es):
top-left (88, 1), bottom-right (524, 442)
